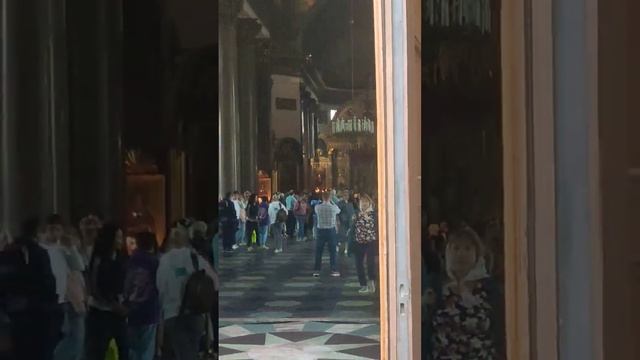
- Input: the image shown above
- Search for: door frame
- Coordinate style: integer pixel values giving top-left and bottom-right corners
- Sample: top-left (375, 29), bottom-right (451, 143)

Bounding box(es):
top-left (373, 0), bottom-right (594, 358)
top-left (372, 0), bottom-right (421, 358)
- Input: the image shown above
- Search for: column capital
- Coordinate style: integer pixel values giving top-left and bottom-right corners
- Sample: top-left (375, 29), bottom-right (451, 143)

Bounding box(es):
top-left (237, 18), bottom-right (262, 44)
top-left (220, 0), bottom-right (243, 22)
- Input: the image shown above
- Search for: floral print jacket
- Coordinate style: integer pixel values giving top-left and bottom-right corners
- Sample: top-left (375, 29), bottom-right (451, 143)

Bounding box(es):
top-left (355, 210), bottom-right (377, 244)
top-left (431, 279), bottom-right (503, 360)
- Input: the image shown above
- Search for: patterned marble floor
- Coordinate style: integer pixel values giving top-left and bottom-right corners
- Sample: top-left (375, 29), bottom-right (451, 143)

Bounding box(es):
top-left (219, 239), bottom-right (380, 321)
top-left (219, 321), bottom-right (380, 359)
top-left (219, 239), bottom-right (381, 359)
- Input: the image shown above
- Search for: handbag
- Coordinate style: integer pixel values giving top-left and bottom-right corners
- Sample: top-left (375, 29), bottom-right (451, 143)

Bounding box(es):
top-left (105, 339), bottom-right (118, 360)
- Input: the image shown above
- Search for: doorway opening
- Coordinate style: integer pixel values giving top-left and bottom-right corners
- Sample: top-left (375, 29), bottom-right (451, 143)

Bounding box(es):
top-left (218, 1), bottom-right (382, 358)
top-left (421, 0), bottom-right (507, 359)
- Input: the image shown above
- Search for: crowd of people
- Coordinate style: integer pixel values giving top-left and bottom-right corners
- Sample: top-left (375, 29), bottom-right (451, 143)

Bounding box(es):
top-left (0, 214), bottom-right (220, 360)
top-left (421, 220), bottom-right (506, 360)
top-left (218, 188), bottom-right (379, 294)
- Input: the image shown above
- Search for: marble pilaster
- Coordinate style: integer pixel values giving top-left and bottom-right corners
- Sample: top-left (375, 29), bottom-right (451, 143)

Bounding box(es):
top-left (237, 18), bottom-right (262, 192)
top-left (219, 0), bottom-right (243, 195)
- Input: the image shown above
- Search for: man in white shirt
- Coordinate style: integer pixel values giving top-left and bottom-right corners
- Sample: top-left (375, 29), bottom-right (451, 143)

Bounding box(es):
top-left (231, 191), bottom-right (243, 249)
top-left (42, 214), bottom-right (86, 360)
top-left (157, 227), bottom-right (217, 360)
top-left (313, 192), bottom-right (342, 277)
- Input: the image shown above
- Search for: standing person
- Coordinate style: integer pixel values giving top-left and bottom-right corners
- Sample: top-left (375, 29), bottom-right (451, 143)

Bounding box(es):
top-left (0, 229), bottom-right (12, 359)
top-left (312, 192), bottom-right (341, 278)
top-left (352, 195), bottom-right (378, 294)
top-left (270, 209), bottom-right (287, 254)
top-left (3, 217), bottom-right (58, 360)
top-left (268, 194), bottom-right (287, 227)
top-left (48, 226), bottom-right (87, 360)
top-left (208, 220), bottom-right (221, 271)
top-left (309, 193), bottom-right (321, 241)
top-left (244, 195), bottom-right (260, 251)
top-left (85, 223), bottom-right (129, 360)
top-left (423, 224), bottom-right (443, 277)
top-left (337, 191), bottom-right (355, 254)
top-left (293, 195), bottom-right (309, 242)
top-left (285, 191), bottom-right (297, 238)
top-left (231, 192), bottom-right (243, 249)
top-left (156, 228), bottom-right (217, 360)
top-left (218, 193), bottom-right (238, 254)
top-left (439, 222), bottom-right (449, 241)
top-left (257, 196), bottom-right (270, 249)
top-left (42, 214), bottom-right (88, 360)
top-left (124, 232), bottom-right (160, 360)
top-left (78, 214), bottom-right (102, 269)
top-left (237, 192), bottom-right (248, 248)
top-left (190, 222), bottom-right (212, 265)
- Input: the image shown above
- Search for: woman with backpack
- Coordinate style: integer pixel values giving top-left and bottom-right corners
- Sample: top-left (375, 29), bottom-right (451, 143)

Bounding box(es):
top-left (353, 194), bottom-right (378, 294)
top-left (156, 227), bottom-right (217, 360)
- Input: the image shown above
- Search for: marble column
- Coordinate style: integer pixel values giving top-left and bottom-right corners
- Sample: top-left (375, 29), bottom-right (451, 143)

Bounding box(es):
top-left (256, 40), bottom-right (273, 175)
top-left (219, 0), bottom-right (243, 196)
top-left (66, 0), bottom-right (123, 223)
top-left (0, 0), bottom-right (69, 233)
top-left (237, 18), bottom-right (261, 192)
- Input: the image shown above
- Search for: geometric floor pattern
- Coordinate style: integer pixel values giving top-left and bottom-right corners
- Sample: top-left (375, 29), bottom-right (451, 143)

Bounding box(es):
top-left (220, 321), bottom-right (380, 359)
top-left (219, 238), bottom-right (381, 359)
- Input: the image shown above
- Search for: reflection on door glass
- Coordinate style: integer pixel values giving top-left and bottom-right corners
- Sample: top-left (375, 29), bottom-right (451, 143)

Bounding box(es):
top-left (422, 0), bottom-right (506, 359)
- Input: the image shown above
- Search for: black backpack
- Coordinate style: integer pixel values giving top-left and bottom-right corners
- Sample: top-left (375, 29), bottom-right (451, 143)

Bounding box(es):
top-left (276, 208), bottom-right (288, 223)
top-left (180, 252), bottom-right (216, 315)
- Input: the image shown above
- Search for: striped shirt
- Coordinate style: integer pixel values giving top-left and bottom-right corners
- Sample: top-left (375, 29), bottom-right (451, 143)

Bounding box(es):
top-left (315, 201), bottom-right (341, 229)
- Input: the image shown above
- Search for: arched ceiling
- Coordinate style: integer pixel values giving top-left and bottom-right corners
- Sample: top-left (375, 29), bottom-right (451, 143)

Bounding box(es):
top-left (301, 0), bottom-right (375, 91)
top-left (248, 0), bottom-right (375, 100)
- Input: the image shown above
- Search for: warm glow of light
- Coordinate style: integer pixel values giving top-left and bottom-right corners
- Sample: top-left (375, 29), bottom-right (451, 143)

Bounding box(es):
top-left (330, 109), bottom-right (337, 120)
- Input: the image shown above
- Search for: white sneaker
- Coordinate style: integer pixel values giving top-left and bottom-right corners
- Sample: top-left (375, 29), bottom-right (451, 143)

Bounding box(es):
top-left (368, 280), bottom-right (376, 293)
top-left (330, 271), bottom-right (341, 277)
top-left (274, 249), bottom-right (282, 254)
top-left (232, 244), bottom-right (239, 250)
top-left (313, 272), bottom-right (320, 278)
top-left (262, 245), bottom-right (270, 250)
top-left (359, 286), bottom-right (370, 294)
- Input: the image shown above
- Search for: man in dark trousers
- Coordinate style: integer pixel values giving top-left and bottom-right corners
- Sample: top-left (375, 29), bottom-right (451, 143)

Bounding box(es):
top-left (219, 193), bottom-right (238, 254)
top-left (2, 217), bottom-right (59, 360)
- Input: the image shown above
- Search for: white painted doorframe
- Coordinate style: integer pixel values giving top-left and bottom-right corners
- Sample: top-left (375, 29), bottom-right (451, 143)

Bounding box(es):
top-left (373, 0), bottom-right (421, 358)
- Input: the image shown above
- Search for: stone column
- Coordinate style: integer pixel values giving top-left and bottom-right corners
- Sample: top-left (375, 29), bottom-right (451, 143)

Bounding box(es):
top-left (237, 19), bottom-right (261, 192)
top-left (0, 0), bottom-right (68, 233)
top-left (65, 0), bottom-right (123, 223)
top-left (219, 0), bottom-right (243, 196)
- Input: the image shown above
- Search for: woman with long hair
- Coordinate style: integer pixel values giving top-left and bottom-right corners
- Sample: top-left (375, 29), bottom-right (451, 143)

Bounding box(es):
top-left (124, 231), bottom-right (160, 360)
top-left (244, 194), bottom-right (260, 251)
top-left (352, 194), bottom-right (378, 294)
top-left (85, 223), bottom-right (129, 360)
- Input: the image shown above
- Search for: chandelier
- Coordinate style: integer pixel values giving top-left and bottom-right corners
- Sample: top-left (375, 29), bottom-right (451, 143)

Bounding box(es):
top-left (331, 115), bottom-right (375, 135)
top-left (425, 0), bottom-right (492, 33)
